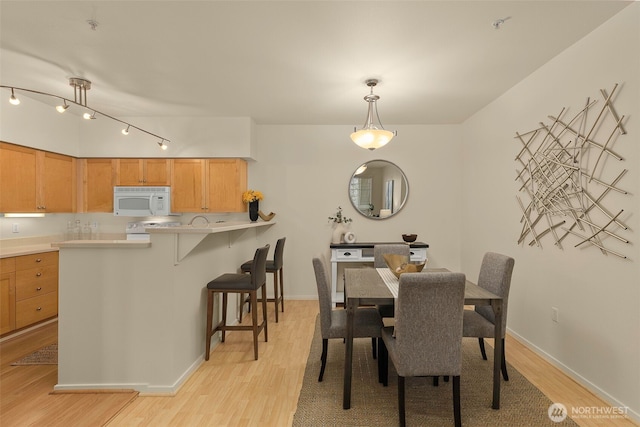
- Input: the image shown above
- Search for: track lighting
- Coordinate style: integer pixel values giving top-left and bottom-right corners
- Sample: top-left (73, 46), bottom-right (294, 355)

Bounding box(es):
top-left (56, 99), bottom-right (69, 113)
top-left (1, 79), bottom-right (171, 149)
top-left (9, 88), bottom-right (20, 105)
top-left (350, 79), bottom-right (397, 150)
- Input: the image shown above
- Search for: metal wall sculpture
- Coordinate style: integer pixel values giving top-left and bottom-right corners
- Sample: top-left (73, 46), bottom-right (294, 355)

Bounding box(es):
top-left (515, 83), bottom-right (630, 259)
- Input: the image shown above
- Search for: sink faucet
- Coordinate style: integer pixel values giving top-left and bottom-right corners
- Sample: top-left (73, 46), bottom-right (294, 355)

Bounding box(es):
top-left (188, 215), bottom-right (210, 226)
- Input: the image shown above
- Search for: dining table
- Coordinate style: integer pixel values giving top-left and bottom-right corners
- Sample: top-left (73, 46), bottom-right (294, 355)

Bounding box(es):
top-left (343, 267), bottom-right (504, 410)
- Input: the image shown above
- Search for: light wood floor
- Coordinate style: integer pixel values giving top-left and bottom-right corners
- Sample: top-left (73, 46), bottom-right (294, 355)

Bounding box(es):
top-left (0, 300), bottom-right (637, 426)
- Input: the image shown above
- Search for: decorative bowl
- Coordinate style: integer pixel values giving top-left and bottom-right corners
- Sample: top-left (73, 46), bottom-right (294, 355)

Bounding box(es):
top-left (383, 254), bottom-right (426, 279)
top-left (402, 234), bottom-right (417, 243)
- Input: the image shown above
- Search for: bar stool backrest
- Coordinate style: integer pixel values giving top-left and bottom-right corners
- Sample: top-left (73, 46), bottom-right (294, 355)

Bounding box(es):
top-left (273, 237), bottom-right (286, 270)
top-left (250, 244), bottom-right (270, 290)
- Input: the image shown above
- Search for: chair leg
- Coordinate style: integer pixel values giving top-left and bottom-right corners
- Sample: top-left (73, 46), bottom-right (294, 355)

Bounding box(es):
top-left (453, 375), bottom-right (462, 427)
top-left (205, 290), bottom-right (214, 361)
top-left (261, 283), bottom-right (269, 342)
top-left (501, 338), bottom-right (509, 381)
top-left (279, 267), bottom-right (284, 313)
top-left (398, 375), bottom-right (406, 427)
top-left (372, 337), bottom-right (377, 359)
top-left (272, 271), bottom-right (279, 323)
top-left (378, 338), bottom-right (388, 386)
top-left (250, 290), bottom-right (259, 360)
top-left (444, 376), bottom-right (450, 382)
top-left (478, 337), bottom-right (488, 360)
top-left (433, 376), bottom-right (439, 386)
top-left (221, 292), bottom-right (228, 343)
top-left (318, 338), bottom-right (328, 382)
top-left (239, 292), bottom-right (245, 323)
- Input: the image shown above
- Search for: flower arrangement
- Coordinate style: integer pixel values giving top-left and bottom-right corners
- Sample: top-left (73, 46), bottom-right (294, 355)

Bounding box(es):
top-left (242, 189), bottom-right (264, 203)
top-left (328, 206), bottom-right (352, 224)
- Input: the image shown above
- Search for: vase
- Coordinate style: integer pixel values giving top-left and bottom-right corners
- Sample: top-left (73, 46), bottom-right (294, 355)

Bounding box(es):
top-left (249, 200), bottom-right (259, 222)
top-left (332, 223), bottom-right (347, 244)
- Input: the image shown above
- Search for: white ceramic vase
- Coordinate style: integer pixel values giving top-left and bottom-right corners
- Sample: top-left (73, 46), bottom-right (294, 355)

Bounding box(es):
top-left (331, 223), bottom-right (348, 244)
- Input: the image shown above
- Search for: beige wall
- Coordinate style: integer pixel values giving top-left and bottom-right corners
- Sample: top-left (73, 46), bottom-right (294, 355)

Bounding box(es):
top-left (461, 3), bottom-right (639, 418)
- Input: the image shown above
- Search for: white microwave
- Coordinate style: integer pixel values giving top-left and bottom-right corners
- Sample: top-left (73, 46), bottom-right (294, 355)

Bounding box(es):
top-left (114, 186), bottom-right (173, 217)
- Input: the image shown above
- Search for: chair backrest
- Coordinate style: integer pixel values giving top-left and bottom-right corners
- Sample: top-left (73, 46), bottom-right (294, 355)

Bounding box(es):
top-left (475, 252), bottom-right (515, 332)
top-left (394, 272), bottom-right (466, 377)
top-left (273, 237), bottom-right (286, 269)
top-left (250, 244), bottom-right (270, 290)
top-left (312, 254), bottom-right (333, 338)
top-left (373, 244), bottom-right (410, 268)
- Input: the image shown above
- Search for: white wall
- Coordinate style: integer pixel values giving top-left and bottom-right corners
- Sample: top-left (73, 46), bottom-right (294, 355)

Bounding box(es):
top-left (251, 124), bottom-right (463, 299)
top-left (461, 3), bottom-right (639, 418)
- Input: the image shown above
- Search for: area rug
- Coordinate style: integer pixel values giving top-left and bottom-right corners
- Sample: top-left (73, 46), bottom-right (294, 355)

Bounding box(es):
top-left (10, 343), bottom-right (58, 365)
top-left (293, 317), bottom-right (577, 426)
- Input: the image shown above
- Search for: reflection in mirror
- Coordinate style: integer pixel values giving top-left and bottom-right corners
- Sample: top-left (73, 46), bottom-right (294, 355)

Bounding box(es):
top-left (348, 160), bottom-right (409, 219)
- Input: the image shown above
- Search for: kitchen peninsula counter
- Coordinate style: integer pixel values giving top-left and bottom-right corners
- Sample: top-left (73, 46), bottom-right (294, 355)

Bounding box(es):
top-left (55, 220), bottom-right (276, 394)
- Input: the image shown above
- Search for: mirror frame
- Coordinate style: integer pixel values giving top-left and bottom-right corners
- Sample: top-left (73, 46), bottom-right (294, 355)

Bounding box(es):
top-left (347, 159), bottom-right (409, 220)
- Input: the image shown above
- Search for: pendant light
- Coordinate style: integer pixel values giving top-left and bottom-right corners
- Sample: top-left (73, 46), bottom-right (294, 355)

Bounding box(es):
top-left (350, 79), bottom-right (396, 150)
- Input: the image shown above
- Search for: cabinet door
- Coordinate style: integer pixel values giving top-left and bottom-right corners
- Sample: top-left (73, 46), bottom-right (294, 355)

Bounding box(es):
top-left (171, 159), bottom-right (205, 212)
top-left (84, 159), bottom-right (116, 212)
top-left (206, 159), bottom-right (247, 212)
top-left (40, 151), bottom-right (76, 212)
top-left (0, 258), bottom-right (16, 335)
top-left (0, 143), bottom-right (37, 212)
top-left (116, 159), bottom-right (143, 185)
top-left (143, 159), bottom-right (171, 186)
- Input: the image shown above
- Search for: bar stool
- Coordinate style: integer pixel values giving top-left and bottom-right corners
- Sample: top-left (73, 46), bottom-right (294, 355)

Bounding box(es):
top-left (239, 237), bottom-right (286, 323)
top-left (205, 244), bottom-right (269, 361)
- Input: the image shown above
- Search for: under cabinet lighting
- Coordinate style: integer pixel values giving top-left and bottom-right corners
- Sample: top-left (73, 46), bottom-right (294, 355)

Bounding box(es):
top-left (2, 213), bottom-right (46, 218)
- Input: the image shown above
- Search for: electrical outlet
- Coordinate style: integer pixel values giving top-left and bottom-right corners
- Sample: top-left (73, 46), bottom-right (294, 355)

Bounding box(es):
top-left (12, 223), bottom-right (19, 233)
top-left (552, 307), bottom-right (559, 323)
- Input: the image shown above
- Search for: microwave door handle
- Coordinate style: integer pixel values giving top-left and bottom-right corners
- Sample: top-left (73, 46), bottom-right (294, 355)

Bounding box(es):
top-left (149, 194), bottom-right (156, 216)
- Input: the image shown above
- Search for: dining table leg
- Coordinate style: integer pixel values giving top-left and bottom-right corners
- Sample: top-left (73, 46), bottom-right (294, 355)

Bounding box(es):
top-left (343, 296), bottom-right (356, 409)
top-left (491, 299), bottom-right (504, 409)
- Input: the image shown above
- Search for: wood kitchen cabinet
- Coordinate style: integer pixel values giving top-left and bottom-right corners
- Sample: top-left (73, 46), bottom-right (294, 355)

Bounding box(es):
top-left (1, 251), bottom-right (58, 335)
top-left (171, 158), bottom-right (247, 213)
top-left (0, 258), bottom-right (16, 335)
top-left (81, 158), bottom-right (116, 212)
top-left (0, 142), bottom-right (76, 213)
top-left (116, 158), bottom-right (171, 186)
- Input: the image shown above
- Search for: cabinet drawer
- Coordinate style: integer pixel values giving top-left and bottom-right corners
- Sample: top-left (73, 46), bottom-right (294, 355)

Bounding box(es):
top-left (335, 249), bottom-right (362, 260)
top-left (409, 248), bottom-right (427, 262)
top-left (16, 291), bottom-right (57, 329)
top-left (16, 265), bottom-right (58, 300)
top-left (15, 252), bottom-right (58, 270)
top-left (1, 257), bottom-right (16, 273)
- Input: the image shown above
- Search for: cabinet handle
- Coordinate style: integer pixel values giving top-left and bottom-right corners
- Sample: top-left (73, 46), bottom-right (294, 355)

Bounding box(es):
top-left (344, 252), bottom-right (351, 256)
top-left (36, 258), bottom-right (42, 262)
top-left (36, 287), bottom-right (42, 291)
top-left (36, 272), bottom-right (42, 277)
top-left (36, 307), bottom-right (42, 311)
top-left (410, 251), bottom-right (415, 255)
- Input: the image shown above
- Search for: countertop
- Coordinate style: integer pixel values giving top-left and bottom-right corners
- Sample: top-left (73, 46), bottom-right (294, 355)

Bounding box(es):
top-left (0, 243), bottom-right (59, 258)
top-left (147, 220), bottom-right (275, 234)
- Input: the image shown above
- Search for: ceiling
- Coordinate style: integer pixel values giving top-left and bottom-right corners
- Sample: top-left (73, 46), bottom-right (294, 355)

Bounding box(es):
top-left (0, 1), bottom-right (633, 126)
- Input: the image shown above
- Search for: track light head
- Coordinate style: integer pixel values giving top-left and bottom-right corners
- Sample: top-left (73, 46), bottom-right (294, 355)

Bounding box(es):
top-left (158, 140), bottom-right (168, 150)
top-left (83, 111), bottom-right (96, 120)
top-left (56, 100), bottom-right (69, 113)
top-left (9, 88), bottom-right (20, 105)
top-left (122, 125), bottom-right (130, 135)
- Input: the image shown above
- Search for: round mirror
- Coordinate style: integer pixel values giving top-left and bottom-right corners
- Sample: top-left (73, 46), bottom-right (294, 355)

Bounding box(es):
top-left (348, 160), bottom-right (409, 219)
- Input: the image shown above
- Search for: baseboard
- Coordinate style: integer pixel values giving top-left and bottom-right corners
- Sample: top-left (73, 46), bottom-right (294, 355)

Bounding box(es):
top-left (507, 329), bottom-right (639, 423)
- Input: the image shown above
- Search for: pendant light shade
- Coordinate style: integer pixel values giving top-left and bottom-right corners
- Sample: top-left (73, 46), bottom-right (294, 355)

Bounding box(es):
top-left (350, 79), bottom-right (396, 150)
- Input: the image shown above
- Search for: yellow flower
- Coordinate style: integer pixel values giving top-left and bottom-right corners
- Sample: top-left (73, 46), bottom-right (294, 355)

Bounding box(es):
top-left (242, 189), bottom-right (264, 203)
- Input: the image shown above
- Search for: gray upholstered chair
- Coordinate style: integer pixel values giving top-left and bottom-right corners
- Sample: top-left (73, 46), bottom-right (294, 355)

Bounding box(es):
top-left (205, 244), bottom-right (269, 361)
top-left (312, 254), bottom-right (384, 382)
top-left (380, 272), bottom-right (466, 427)
top-left (463, 252), bottom-right (515, 381)
top-left (239, 237), bottom-right (286, 322)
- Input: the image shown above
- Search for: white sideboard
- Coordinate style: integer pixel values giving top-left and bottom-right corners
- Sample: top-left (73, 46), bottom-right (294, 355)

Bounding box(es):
top-left (329, 242), bottom-right (429, 306)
